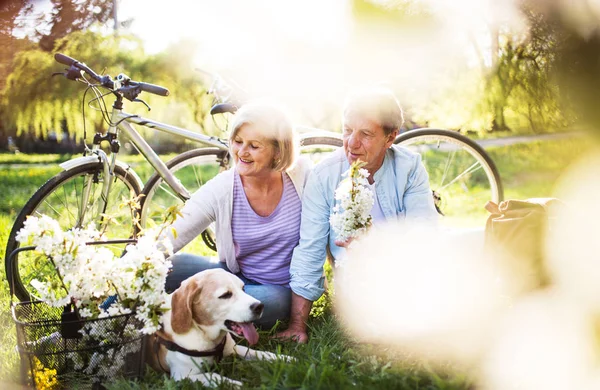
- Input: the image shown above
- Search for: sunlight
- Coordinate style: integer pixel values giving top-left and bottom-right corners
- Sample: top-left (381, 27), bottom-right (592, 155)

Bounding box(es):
top-left (119, 0), bottom-right (351, 125)
top-left (481, 292), bottom-right (600, 390)
top-left (337, 147), bottom-right (600, 388)
top-left (546, 151), bottom-right (600, 310)
top-left (117, 0), bottom-right (530, 127)
top-left (335, 222), bottom-right (511, 366)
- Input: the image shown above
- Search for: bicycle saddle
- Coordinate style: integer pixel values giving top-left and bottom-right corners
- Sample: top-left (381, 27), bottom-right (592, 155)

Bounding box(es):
top-left (210, 103), bottom-right (238, 115)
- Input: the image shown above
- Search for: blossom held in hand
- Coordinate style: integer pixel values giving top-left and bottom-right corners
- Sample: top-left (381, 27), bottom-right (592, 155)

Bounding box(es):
top-left (330, 160), bottom-right (374, 244)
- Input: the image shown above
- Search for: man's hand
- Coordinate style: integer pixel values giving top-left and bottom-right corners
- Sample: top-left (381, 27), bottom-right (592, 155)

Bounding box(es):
top-left (274, 292), bottom-right (313, 344)
top-left (274, 323), bottom-right (308, 344)
top-left (334, 237), bottom-right (354, 248)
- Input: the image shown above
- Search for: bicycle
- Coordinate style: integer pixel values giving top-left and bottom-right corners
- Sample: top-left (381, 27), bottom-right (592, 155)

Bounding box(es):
top-left (5, 53), bottom-right (503, 301)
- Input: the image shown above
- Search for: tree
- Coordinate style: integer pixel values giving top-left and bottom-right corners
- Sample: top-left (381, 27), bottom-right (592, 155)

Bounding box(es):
top-left (0, 29), bottom-right (217, 147)
top-left (0, 0), bottom-right (35, 91)
top-left (37, 0), bottom-right (114, 52)
top-left (2, 30), bottom-right (146, 142)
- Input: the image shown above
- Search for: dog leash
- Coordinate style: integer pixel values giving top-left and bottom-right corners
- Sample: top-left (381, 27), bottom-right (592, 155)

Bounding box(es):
top-left (155, 333), bottom-right (227, 362)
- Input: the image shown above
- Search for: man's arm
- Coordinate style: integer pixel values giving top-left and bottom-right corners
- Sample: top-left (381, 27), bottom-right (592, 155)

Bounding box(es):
top-left (403, 153), bottom-right (439, 220)
top-left (276, 167), bottom-right (334, 342)
top-left (275, 292), bottom-right (312, 343)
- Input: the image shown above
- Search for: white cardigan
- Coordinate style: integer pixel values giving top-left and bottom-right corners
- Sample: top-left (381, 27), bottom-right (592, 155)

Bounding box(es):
top-left (166, 156), bottom-right (313, 273)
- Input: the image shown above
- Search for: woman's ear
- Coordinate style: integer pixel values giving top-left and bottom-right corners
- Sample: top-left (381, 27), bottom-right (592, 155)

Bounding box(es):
top-left (272, 151), bottom-right (282, 168)
top-left (170, 278), bottom-right (202, 334)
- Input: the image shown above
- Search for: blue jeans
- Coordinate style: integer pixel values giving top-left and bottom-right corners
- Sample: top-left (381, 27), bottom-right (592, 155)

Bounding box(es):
top-left (165, 253), bottom-right (291, 329)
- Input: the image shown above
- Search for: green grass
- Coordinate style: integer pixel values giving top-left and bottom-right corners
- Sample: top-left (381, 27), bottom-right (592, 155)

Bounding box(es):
top-left (488, 137), bottom-right (593, 200)
top-left (0, 136), bottom-right (595, 389)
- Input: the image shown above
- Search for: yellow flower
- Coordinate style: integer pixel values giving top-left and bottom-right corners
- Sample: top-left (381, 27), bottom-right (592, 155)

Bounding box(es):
top-left (33, 357), bottom-right (58, 390)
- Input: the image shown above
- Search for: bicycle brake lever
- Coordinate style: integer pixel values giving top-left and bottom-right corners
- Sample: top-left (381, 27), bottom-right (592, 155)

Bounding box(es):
top-left (133, 98), bottom-right (151, 111)
top-left (52, 66), bottom-right (81, 80)
top-left (65, 66), bottom-right (83, 81)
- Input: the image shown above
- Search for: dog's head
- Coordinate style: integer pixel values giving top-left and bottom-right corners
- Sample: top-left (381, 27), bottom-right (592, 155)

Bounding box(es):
top-left (170, 269), bottom-right (264, 345)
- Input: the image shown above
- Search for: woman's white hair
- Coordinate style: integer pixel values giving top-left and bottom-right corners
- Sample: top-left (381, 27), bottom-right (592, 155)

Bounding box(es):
top-left (229, 100), bottom-right (297, 171)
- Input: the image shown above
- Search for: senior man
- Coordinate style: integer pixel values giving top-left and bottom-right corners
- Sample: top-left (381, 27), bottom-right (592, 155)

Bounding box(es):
top-left (276, 87), bottom-right (439, 343)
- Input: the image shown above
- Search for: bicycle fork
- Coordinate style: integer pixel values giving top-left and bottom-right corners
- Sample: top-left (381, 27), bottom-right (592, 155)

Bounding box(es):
top-left (77, 148), bottom-right (114, 231)
top-left (76, 107), bottom-right (126, 232)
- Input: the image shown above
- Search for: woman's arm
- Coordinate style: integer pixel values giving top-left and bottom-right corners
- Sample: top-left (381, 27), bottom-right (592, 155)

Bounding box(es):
top-left (164, 171), bottom-right (231, 253)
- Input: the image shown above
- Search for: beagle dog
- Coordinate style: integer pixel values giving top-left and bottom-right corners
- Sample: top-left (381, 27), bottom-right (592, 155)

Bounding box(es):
top-left (147, 268), bottom-right (292, 387)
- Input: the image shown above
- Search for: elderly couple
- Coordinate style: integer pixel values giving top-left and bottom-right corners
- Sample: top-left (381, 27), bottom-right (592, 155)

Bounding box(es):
top-left (164, 87), bottom-right (439, 343)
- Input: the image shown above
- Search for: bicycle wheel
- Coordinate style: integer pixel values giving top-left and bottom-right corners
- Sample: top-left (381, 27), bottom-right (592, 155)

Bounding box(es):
top-left (299, 134), bottom-right (342, 164)
top-left (395, 128), bottom-right (503, 227)
top-left (5, 162), bottom-right (142, 301)
top-left (140, 148), bottom-right (229, 254)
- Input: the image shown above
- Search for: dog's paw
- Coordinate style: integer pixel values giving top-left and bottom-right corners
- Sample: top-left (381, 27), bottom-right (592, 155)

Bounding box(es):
top-left (259, 351), bottom-right (296, 363)
top-left (279, 354), bottom-right (296, 363)
top-left (225, 378), bottom-right (243, 388)
top-left (255, 350), bottom-right (279, 361)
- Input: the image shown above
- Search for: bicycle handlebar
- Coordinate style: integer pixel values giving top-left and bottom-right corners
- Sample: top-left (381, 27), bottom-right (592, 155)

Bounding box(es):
top-left (133, 82), bottom-right (170, 97)
top-left (54, 52), bottom-right (77, 67)
top-left (54, 52), bottom-right (169, 97)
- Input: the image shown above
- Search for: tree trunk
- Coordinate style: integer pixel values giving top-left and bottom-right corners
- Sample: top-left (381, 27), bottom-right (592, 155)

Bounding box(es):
top-left (491, 104), bottom-right (510, 132)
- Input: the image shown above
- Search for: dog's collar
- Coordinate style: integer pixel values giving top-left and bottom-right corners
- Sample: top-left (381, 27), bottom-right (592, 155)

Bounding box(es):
top-left (155, 333), bottom-right (227, 362)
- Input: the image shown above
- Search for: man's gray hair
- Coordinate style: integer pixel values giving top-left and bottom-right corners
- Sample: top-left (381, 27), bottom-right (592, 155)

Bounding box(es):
top-left (343, 87), bottom-right (404, 136)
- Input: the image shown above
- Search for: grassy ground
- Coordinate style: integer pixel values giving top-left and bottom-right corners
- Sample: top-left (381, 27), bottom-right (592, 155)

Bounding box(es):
top-left (0, 135), bottom-right (595, 389)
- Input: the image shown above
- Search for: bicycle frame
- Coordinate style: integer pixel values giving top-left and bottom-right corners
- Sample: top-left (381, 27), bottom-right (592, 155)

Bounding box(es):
top-left (71, 105), bottom-right (228, 230)
top-left (114, 109), bottom-right (229, 197)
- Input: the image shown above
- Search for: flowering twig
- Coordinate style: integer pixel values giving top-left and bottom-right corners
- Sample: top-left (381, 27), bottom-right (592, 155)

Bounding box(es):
top-left (16, 210), bottom-right (174, 334)
top-left (330, 160), bottom-right (374, 243)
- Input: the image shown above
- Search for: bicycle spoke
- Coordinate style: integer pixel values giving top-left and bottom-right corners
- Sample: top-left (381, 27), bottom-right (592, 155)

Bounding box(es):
top-left (439, 149), bottom-right (457, 189)
top-left (157, 183), bottom-right (181, 201)
top-left (395, 129), bottom-right (503, 227)
top-left (40, 191), bottom-right (66, 220)
top-left (193, 163), bottom-right (202, 189)
top-left (437, 161), bottom-right (483, 192)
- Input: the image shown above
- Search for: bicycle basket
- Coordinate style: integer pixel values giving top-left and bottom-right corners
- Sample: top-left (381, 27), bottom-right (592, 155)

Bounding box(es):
top-left (12, 301), bottom-right (147, 389)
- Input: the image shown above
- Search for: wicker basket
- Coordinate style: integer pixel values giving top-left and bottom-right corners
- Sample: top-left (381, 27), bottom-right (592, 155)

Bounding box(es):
top-left (13, 301), bottom-right (147, 389)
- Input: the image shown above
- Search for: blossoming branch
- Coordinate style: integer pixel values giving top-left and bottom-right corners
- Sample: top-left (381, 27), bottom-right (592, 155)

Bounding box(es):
top-left (330, 159), bottom-right (374, 243)
top-left (16, 214), bottom-right (173, 334)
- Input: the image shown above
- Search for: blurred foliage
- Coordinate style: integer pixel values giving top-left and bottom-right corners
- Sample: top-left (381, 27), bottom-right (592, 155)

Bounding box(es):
top-left (0, 1), bottom-right (35, 92)
top-left (37, 0), bottom-right (115, 52)
top-left (486, 5), bottom-right (574, 133)
top-left (0, 30), bottom-right (220, 145)
top-left (411, 1), bottom-right (577, 134)
top-left (1, 0), bottom-right (597, 146)
top-left (553, 27), bottom-right (600, 140)
top-left (352, 0), bottom-right (433, 27)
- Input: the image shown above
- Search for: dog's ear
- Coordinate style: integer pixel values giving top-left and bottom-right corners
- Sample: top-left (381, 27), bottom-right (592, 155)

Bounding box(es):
top-left (170, 278), bottom-right (202, 334)
top-left (191, 291), bottom-right (213, 326)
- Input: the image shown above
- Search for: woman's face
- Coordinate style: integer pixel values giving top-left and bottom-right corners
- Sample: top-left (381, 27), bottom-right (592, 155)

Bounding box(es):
top-left (231, 123), bottom-right (278, 178)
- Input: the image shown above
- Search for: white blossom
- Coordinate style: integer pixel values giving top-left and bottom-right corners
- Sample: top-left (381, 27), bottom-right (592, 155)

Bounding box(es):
top-left (330, 160), bottom-right (374, 242)
top-left (16, 215), bottom-right (174, 335)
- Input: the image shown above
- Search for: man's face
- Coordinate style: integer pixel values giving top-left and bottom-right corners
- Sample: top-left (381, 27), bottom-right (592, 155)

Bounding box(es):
top-left (342, 112), bottom-right (398, 179)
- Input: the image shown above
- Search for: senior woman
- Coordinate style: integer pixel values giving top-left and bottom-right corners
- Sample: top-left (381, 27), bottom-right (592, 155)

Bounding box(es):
top-left (163, 101), bottom-right (311, 328)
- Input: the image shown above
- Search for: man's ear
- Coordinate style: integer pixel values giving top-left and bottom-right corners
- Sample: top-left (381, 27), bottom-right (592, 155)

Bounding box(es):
top-left (386, 129), bottom-right (399, 148)
top-left (170, 279), bottom-right (202, 334)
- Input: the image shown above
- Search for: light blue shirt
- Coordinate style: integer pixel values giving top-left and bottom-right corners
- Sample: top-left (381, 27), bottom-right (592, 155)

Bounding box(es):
top-left (368, 182), bottom-right (386, 222)
top-left (289, 145), bottom-right (439, 301)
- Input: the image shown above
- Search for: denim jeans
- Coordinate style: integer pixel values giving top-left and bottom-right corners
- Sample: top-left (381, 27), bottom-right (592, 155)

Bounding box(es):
top-left (165, 253), bottom-right (291, 329)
